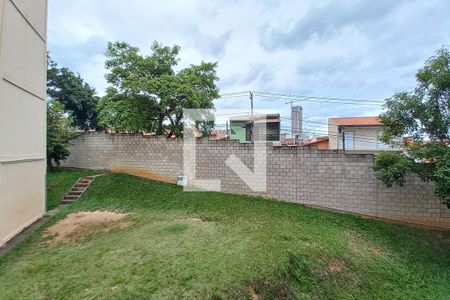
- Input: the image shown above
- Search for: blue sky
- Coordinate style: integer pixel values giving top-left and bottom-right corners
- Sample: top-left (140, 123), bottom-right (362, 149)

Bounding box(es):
top-left (48, 0), bottom-right (450, 134)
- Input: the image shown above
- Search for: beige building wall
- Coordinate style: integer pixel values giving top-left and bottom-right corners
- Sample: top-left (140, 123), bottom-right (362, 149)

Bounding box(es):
top-left (0, 0), bottom-right (47, 246)
top-left (348, 126), bottom-right (384, 150)
top-left (328, 119), bottom-right (385, 151)
top-left (328, 119), bottom-right (340, 149)
top-left (337, 126), bottom-right (383, 150)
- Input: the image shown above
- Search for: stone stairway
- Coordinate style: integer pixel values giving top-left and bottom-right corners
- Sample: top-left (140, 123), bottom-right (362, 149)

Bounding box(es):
top-left (61, 176), bottom-right (96, 204)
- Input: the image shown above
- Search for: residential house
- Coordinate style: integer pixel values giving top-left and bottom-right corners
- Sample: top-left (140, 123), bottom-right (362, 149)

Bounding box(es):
top-left (303, 136), bottom-right (329, 149)
top-left (328, 116), bottom-right (389, 151)
top-left (0, 0), bottom-right (47, 246)
top-left (230, 114), bottom-right (280, 143)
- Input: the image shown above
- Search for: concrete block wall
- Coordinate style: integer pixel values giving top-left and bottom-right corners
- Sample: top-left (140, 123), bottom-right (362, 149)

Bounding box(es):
top-left (61, 133), bottom-right (450, 228)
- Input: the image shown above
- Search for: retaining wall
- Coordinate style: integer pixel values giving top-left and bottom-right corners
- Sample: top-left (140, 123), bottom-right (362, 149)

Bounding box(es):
top-left (61, 133), bottom-right (450, 228)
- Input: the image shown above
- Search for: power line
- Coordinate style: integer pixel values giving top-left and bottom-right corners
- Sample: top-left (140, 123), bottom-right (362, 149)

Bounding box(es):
top-left (212, 122), bottom-right (381, 143)
top-left (218, 96), bottom-right (247, 100)
top-left (219, 91), bottom-right (248, 96)
top-left (217, 93), bottom-right (384, 106)
top-left (302, 130), bottom-right (381, 143)
top-left (255, 94), bottom-right (383, 107)
top-left (279, 125), bottom-right (382, 143)
top-left (280, 116), bottom-right (348, 128)
top-left (217, 90), bottom-right (386, 107)
top-left (305, 132), bottom-right (380, 144)
top-left (261, 95), bottom-right (383, 107)
top-left (218, 91), bottom-right (249, 99)
top-left (214, 113), bottom-right (379, 133)
top-left (213, 121), bottom-right (381, 143)
top-left (209, 99), bottom-right (383, 142)
top-left (214, 111), bottom-right (252, 117)
top-left (214, 112), bottom-right (378, 137)
top-left (254, 91), bottom-right (385, 104)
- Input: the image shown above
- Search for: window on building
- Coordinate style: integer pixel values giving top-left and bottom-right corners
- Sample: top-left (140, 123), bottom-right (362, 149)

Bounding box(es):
top-left (344, 131), bottom-right (353, 149)
top-left (266, 122), bottom-right (280, 141)
top-left (245, 123), bottom-right (252, 142)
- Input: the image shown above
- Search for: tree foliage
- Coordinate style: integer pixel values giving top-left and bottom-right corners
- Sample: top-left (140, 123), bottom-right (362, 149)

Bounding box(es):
top-left (372, 47), bottom-right (450, 207)
top-left (98, 41), bottom-right (220, 136)
top-left (46, 100), bottom-right (77, 168)
top-left (47, 56), bottom-right (100, 130)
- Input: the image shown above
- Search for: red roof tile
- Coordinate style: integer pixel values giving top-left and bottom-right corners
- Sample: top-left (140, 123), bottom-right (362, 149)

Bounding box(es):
top-left (329, 116), bottom-right (381, 126)
top-left (303, 136), bottom-right (329, 146)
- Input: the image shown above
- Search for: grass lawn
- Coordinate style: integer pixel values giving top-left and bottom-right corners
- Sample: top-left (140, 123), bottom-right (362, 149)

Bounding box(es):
top-left (46, 167), bottom-right (99, 209)
top-left (1, 169), bottom-right (449, 299)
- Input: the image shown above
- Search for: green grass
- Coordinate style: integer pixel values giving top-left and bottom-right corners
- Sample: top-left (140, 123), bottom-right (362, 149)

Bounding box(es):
top-left (1, 169), bottom-right (449, 299)
top-left (46, 167), bottom-right (99, 209)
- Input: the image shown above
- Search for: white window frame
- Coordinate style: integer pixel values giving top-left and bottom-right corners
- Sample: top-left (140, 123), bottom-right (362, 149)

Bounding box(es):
top-left (344, 131), bottom-right (354, 150)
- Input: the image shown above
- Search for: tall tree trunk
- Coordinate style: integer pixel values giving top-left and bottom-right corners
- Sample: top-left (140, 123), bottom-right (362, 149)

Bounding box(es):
top-left (166, 115), bottom-right (175, 138)
top-left (47, 156), bottom-right (54, 169)
top-left (157, 112), bottom-right (164, 135)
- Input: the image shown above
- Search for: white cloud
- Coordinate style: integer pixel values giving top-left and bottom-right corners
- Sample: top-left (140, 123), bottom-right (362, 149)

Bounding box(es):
top-left (48, 0), bottom-right (450, 126)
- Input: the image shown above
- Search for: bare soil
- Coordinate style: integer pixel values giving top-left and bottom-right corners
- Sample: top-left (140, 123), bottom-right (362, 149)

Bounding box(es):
top-left (347, 232), bottom-right (387, 256)
top-left (43, 210), bottom-right (131, 246)
top-left (178, 217), bottom-right (215, 224)
top-left (328, 259), bottom-right (346, 273)
top-left (111, 167), bottom-right (176, 184)
top-left (248, 286), bottom-right (259, 300)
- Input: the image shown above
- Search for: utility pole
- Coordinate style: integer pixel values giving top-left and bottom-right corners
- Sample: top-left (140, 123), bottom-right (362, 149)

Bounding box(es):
top-left (250, 91), bottom-right (254, 142)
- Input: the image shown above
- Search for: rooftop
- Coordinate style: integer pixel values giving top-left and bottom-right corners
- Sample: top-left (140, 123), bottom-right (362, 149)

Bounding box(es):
top-left (303, 136), bottom-right (329, 146)
top-left (230, 113), bottom-right (280, 123)
top-left (329, 116), bottom-right (381, 126)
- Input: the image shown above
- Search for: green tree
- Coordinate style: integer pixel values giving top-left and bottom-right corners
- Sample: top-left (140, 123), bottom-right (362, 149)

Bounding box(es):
top-left (372, 47), bottom-right (450, 207)
top-left (47, 56), bottom-right (100, 130)
top-left (47, 100), bottom-right (77, 168)
top-left (98, 41), bottom-right (219, 136)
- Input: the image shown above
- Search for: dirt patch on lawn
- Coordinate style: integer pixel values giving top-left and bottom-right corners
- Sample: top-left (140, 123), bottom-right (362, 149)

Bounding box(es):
top-left (328, 259), bottom-right (346, 272)
top-left (370, 246), bottom-right (385, 255)
top-left (111, 166), bottom-right (176, 184)
top-left (43, 210), bottom-right (131, 246)
top-left (248, 286), bottom-right (259, 300)
top-left (312, 259), bottom-right (346, 280)
top-left (347, 233), bottom-right (387, 256)
top-left (435, 231), bottom-right (450, 244)
top-left (178, 217), bottom-right (215, 224)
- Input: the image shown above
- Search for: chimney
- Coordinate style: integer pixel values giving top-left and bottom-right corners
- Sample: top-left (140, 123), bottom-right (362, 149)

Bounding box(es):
top-left (291, 105), bottom-right (303, 138)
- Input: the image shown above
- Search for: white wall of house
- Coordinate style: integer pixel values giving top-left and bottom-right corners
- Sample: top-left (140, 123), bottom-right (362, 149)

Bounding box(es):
top-left (329, 124), bottom-right (387, 150)
top-left (0, 0), bottom-right (47, 246)
top-left (340, 126), bottom-right (386, 150)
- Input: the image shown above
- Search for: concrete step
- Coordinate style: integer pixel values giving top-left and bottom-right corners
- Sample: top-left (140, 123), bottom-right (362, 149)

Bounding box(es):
top-left (60, 175), bottom-right (96, 205)
top-left (61, 199), bottom-right (76, 204)
top-left (74, 184), bottom-right (89, 187)
top-left (72, 187), bottom-right (85, 191)
top-left (67, 191), bottom-right (83, 195)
